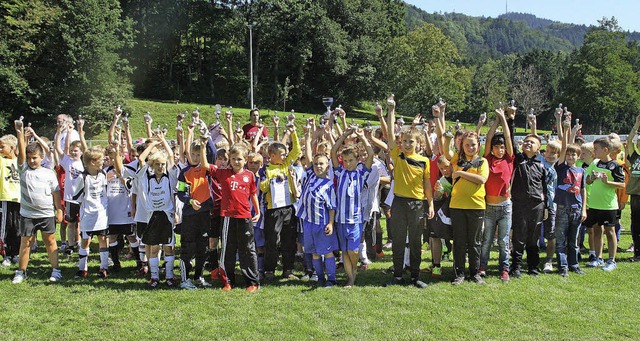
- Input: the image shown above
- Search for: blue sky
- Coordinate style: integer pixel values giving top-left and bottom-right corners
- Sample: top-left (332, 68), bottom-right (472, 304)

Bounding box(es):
top-left (404, 0), bottom-right (640, 32)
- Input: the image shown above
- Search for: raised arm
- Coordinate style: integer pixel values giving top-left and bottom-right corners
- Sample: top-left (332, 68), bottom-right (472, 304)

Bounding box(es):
top-left (138, 140), bottom-right (160, 169)
top-left (558, 118), bottom-right (571, 164)
top-left (108, 107), bottom-right (121, 145)
top-left (27, 127), bottom-right (50, 155)
top-left (159, 132), bottom-right (174, 169)
top-left (356, 129), bottom-right (375, 169)
top-left (331, 129), bottom-right (349, 168)
top-left (272, 115), bottom-right (280, 142)
top-left (484, 116), bottom-right (499, 158)
top-left (123, 115), bottom-right (134, 154)
top-left (144, 113), bottom-right (153, 138)
top-left (15, 119), bottom-right (25, 165)
top-left (199, 137), bottom-right (209, 169)
top-left (554, 106), bottom-right (564, 142)
top-left (303, 126), bottom-right (312, 169)
top-left (375, 104), bottom-right (388, 140)
top-left (386, 96), bottom-right (397, 151)
top-left (475, 113), bottom-right (486, 136)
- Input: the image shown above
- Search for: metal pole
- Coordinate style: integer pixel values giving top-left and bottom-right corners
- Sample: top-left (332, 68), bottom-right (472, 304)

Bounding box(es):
top-left (248, 23), bottom-right (254, 110)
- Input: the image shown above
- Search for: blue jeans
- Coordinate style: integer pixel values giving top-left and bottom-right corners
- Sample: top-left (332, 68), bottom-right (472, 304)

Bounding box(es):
top-left (555, 205), bottom-right (582, 271)
top-left (481, 200), bottom-right (512, 272)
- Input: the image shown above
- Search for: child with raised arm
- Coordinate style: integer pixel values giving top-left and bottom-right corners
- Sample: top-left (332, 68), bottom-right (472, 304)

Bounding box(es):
top-left (0, 130), bottom-right (20, 266)
top-left (207, 143), bottom-right (261, 292)
top-left (554, 119), bottom-right (587, 276)
top-left (259, 124), bottom-right (301, 282)
top-left (11, 120), bottom-right (63, 283)
top-left (479, 107), bottom-right (514, 282)
top-left (626, 115), bottom-right (640, 262)
top-left (330, 127), bottom-right (373, 287)
top-left (584, 137), bottom-right (625, 271)
top-left (384, 96), bottom-right (434, 288)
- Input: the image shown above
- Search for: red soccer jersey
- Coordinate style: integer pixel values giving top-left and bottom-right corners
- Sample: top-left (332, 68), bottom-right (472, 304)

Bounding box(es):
top-left (485, 153), bottom-right (515, 198)
top-left (209, 165), bottom-right (257, 218)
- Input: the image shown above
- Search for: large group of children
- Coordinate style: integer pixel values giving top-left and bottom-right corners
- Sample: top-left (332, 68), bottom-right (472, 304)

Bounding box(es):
top-left (1, 96), bottom-right (639, 290)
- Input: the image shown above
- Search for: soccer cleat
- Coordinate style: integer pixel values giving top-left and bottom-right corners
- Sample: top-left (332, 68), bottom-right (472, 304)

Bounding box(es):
top-left (12, 270), bottom-right (26, 284)
top-left (221, 283), bottom-right (232, 291)
top-left (97, 268), bottom-right (109, 278)
top-left (586, 259), bottom-right (599, 268)
top-left (1, 258), bottom-right (11, 267)
top-left (165, 278), bottom-right (178, 288)
top-left (478, 267), bottom-right (486, 277)
top-left (597, 258), bottom-right (605, 267)
top-left (431, 266), bottom-right (442, 277)
top-left (309, 273), bottom-right (318, 282)
top-left (210, 267), bottom-right (220, 281)
top-left (571, 267), bottom-right (586, 275)
top-left (60, 243), bottom-right (68, 253)
top-left (543, 262), bottom-right (553, 274)
top-left (147, 278), bottom-right (160, 289)
top-left (195, 277), bottom-right (212, 287)
top-left (49, 269), bottom-right (63, 282)
top-left (500, 270), bottom-right (510, 282)
top-left (382, 242), bottom-right (393, 250)
top-left (64, 247), bottom-right (74, 256)
top-left (361, 258), bottom-right (372, 265)
top-left (245, 284), bottom-right (259, 293)
top-left (74, 270), bottom-right (88, 279)
top-left (451, 276), bottom-right (465, 286)
top-left (472, 274), bottom-right (487, 285)
top-left (509, 269), bottom-right (522, 279)
top-left (384, 277), bottom-right (404, 287)
top-left (602, 260), bottom-right (617, 272)
top-left (180, 279), bottom-right (197, 290)
top-left (560, 268), bottom-right (569, 277)
top-left (527, 269), bottom-right (540, 277)
top-left (410, 278), bottom-right (428, 288)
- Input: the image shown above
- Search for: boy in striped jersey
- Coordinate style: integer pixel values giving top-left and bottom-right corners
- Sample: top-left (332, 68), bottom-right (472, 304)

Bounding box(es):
top-left (297, 127), bottom-right (338, 287)
top-left (331, 128), bottom-right (374, 287)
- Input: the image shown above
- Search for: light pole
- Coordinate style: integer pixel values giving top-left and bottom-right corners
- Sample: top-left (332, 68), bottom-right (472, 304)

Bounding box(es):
top-left (247, 21), bottom-right (256, 110)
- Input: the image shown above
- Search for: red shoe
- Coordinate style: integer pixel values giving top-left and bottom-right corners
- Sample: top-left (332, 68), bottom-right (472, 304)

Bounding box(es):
top-left (246, 284), bottom-right (259, 293)
top-left (222, 283), bottom-right (232, 291)
top-left (148, 278), bottom-right (160, 289)
top-left (500, 270), bottom-right (510, 282)
top-left (165, 278), bottom-right (178, 288)
top-left (376, 251), bottom-right (385, 258)
top-left (74, 270), bottom-right (88, 279)
top-left (97, 268), bottom-right (108, 278)
top-left (210, 267), bottom-right (220, 281)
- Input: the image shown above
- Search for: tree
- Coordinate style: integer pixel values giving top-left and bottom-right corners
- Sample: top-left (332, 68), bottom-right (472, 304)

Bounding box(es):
top-left (561, 17), bottom-right (640, 134)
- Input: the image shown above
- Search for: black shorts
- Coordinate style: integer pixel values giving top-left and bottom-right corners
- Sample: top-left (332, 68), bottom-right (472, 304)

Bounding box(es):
top-left (108, 224), bottom-right (134, 236)
top-left (142, 211), bottom-right (173, 245)
top-left (210, 215), bottom-right (222, 238)
top-left (181, 211), bottom-right (211, 242)
top-left (82, 229), bottom-right (108, 239)
top-left (135, 222), bottom-right (147, 239)
top-left (380, 186), bottom-right (391, 210)
top-left (65, 202), bottom-right (80, 223)
top-left (585, 208), bottom-right (617, 228)
top-left (20, 217), bottom-right (56, 237)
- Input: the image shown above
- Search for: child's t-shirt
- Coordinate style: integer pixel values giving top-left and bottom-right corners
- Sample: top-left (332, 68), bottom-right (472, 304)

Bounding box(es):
top-left (585, 159), bottom-right (625, 210)
top-left (389, 146), bottom-right (430, 200)
top-left (554, 162), bottom-right (585, 207)
top-left (450, 155), bottom-right (489, 210)
top-left (133, 165), bottom-right (178, 224)
top-left (485, 153), bottom-right (514, 198)
top-left (209, 166), bottom-right (257, 219)
top-left (19, 164), bottom-right (59, 218)
top-left (334, 163), bottom-right (370, 224)
top-left (73, 171), bottom-right (108, 232)
top-left (297, 167), bottom-right (336, 226)
top-left (177, 164), bottom-right (213, 216)
top-left (626, 150), bottom-right (640, 195)
top-left (0, 156), bottom-right (20, 202)
top-left (361, 158), bottom-right (386, 220)
top-left (60, 154), bottom-right (84, 203)
top-left (105, 166), bottom-right (133, 225)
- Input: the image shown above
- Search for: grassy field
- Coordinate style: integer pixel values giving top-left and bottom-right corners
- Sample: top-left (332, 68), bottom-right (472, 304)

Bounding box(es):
top-left (0, 208), bottom-right (636, 340)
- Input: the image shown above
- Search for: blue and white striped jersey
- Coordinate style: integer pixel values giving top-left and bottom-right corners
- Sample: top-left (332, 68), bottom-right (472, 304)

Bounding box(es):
top-left (334, 163), bottom-right (370, 224)
top-left (296, 167), bottom-right (336, 225)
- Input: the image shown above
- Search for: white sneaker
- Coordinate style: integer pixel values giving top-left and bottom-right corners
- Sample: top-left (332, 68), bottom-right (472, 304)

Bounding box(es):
top-left (12, 270), bottom-right (26, 284)
top-left (195, 277), bottom-right (212, 287)
top-left (180, 279), bottom-right (197, 290)
top-left (361, 258), bottom-right (372, 265)
top-left (49, 268), bottom-right (63, 282)
top-left (543, 262), bottom-right (553, 274)
top-left (1, 258), bottom-right (11, 267)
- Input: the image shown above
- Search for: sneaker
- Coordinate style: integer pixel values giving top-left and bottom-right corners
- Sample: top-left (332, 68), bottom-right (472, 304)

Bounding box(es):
top-left (10, 256), bottom-right (18, 264)
top-left (571, 267), bottom-right (586, 275)
top-left (361, 258), bottom-right (372, 265)
top-left (12, 270), bottom-right (26, 284)
top-left (509, 268), bottom-right (522, 279)
top-left (527, 269), bottom-right (540, 277)
top-left (136, 266), bottom-right (149, 277)
top-left (148, 278), bottom-right (160, 289)
top-left (107, 257), bottom-right (114, 267)
top-left (221, 283), bottom-right (232, 291)
top-left (74, 270), bottom-right (88, 279)
top-left (451, 276), bottom-right (465, 286)
top-left (543, 262), bottom-right (553, 274)
top-left (195, 277), bottom-right (212, 287)
top-left (1, 258), bottom-right (11, 267)
top-left (478, 268), bottom-right (486, 277)
top-left (97, 268), bottom-right (108, 278)
top-left (560, 268), bottom-right (569, 277)
top-left (500, 270), bottom-right (510, 282)
top-left (210, 267), bottom-right (220, 280)
top-left (587, 254), bottom-right (596, 262)
top-left (597, 258), bottom-right (605, 267)
top-left (410, 278), bottom-right (428, 288)
top-left (180, 279), bottom-right (197, 290)
top-left (60, 243), bottom-right (68, 252)
top-left (309, 274), bottom-right (318, 282)
top-left (300, 273), bottom-right (310, 281)
top-left (384, 277), bottom-right (405, 287)
top-left (602, 260), bottom-right (617, 272)
top-left (64, 247), bottom-right (74, 256)
top-left (383, 242), bottom-right (392, 250)
top-left (626, 244), bottom-right (634, 253)
top-left (431, 266), bottom-right (442, 277)
top-left (49, 269), bottom-right (63, 282)
top-left (471, 274), bottom-right (486, 285)
top-left (165, 278), bottom-right (178, 288)
top-left (586, 259), bottom-right (599, 268)
top-left (246, 284), bottom-right (259, 293)
top-left (324, 280), bottom-right (338, 288)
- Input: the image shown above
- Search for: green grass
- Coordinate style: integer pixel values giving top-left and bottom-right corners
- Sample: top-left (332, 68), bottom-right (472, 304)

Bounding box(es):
top-left (0, 207), bottom-right (637, 340)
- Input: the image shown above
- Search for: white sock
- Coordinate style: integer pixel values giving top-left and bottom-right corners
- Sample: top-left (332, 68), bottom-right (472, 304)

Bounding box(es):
top-left (403, 246), bottom-right (410, 268)
top-left (164, 255), bottom-right (175, 279)
top-left (359, 243), bottom-right (368, 262)
top-left (99, 248), bottom-right (109, 269)
top-left (139, 244), bottom-right (147, 263)
top-left (78, 248), bottom-right (89, 271)
top-left (149, 257), bottom-right (160, 280)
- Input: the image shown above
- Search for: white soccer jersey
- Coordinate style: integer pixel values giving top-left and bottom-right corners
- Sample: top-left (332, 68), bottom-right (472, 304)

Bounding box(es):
top-left (105, 166), bottom-right (133, 225)
top-left (73, 171), bottom-right (108, 232)
top-left (60, 154), bottom-right (84, 202)
top-left (134, 165), bottom-right (178, 224)
top-left (362, 158), bottom-right (386, 219)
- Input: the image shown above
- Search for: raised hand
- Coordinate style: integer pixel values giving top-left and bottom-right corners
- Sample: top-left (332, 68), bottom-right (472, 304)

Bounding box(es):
top-left (386, 94), bottom-right (396, 111)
